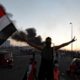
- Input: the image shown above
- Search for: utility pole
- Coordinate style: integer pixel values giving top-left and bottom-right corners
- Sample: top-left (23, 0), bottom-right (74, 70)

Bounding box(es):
top-left (70, 22), bottom-right (73, 51)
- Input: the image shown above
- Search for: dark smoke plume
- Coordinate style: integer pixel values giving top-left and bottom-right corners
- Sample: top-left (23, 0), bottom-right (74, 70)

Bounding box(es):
top-left (26, 28), bottom-right (36, 37)
top-left (11, 28), bottom-right (43, 46)
top-left (12, 31), bottom-right (27, 42)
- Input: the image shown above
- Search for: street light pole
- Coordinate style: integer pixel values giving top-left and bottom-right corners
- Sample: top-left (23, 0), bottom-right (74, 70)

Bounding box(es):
top-left (70, 22), bottom-right (73, 51)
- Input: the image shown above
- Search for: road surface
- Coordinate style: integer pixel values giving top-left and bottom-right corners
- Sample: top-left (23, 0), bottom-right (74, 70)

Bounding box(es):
top-left (0, 55), bottom-right (71, 80)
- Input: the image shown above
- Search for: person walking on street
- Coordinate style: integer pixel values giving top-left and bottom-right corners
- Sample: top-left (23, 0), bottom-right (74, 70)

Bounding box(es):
top-left (27, 58), bottom-right (37, 80)
top-left (53, 60), bottom-right (60, 80)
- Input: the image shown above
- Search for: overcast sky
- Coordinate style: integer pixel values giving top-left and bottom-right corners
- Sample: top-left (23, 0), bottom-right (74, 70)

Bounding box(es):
top-left (0, 0), bottom-right (80, 51)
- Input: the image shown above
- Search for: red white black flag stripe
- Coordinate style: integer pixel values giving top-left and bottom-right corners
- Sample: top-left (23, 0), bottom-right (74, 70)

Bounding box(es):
top-left (0, 5), bottom-right (17, 45)
top-left (0, 4), bottom-right (6, 18)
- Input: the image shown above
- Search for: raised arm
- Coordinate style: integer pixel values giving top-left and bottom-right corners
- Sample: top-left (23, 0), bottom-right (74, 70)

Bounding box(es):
top-left (54, 37), bottom-right (76, 50)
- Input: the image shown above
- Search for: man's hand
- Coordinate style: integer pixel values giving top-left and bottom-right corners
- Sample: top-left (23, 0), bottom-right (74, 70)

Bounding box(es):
top-left (71, 36), bottom-right (77, 42)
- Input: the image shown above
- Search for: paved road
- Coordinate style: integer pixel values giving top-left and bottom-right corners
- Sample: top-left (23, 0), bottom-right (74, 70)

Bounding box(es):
top-left (0, 55), bottom-right (41, 80)
top-left (0, 55), bottom-right (71, 80)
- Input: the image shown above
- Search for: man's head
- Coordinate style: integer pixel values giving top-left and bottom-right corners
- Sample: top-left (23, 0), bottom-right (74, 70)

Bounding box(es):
top-left (45, 37), bottom-right (52, 46)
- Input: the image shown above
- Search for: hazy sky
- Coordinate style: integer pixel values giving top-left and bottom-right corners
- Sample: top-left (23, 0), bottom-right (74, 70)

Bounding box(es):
top-left (0, 0), bottom-right (80, 50)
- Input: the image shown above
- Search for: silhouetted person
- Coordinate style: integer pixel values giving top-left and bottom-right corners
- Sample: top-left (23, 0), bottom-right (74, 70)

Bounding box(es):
top-left (32, 51), bottom-right (35, 61)
top-left (27, 58), bottom-right (37, 80)
top-left (54, 60), bottom-right (60, 80)
top-left (26, 36), bottom-right (76, 80)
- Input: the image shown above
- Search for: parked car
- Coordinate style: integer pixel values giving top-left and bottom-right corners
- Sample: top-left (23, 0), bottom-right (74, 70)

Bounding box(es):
top-left (0, 51), bottom-right (14, 68)
top-left (67, 58), bottom-right (80, 79)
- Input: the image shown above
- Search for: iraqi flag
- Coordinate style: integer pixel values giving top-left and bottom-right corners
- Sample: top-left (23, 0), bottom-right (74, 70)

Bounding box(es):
top-left (0, 5), bottom-right (17, 45)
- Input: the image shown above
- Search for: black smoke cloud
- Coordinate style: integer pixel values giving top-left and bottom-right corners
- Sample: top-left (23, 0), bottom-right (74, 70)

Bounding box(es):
top-left (12, 31), bottom-right (27, 42)
top-left (26, 28), bottom-right (36, 37)
top-left (11, 28), bottom-right (43, 46)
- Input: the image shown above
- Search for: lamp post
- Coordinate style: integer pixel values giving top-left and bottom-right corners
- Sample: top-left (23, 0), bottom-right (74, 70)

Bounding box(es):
top-left (70, 22), bottom-right (73, 51)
